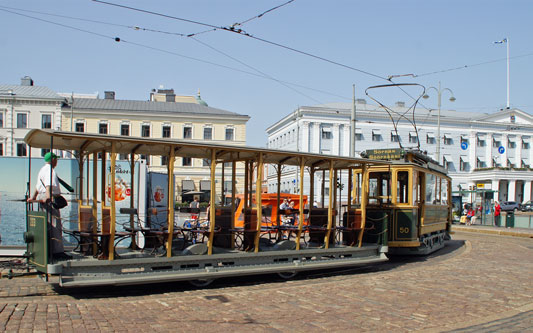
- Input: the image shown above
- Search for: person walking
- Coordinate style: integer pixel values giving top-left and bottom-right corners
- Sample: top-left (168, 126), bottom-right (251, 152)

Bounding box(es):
top-left (28, 152), bottom-right (71, 260)
top-left (494, 201), bottom-right (501, 227)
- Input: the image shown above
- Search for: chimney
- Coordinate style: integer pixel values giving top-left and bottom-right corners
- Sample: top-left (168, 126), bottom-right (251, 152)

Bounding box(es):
top-left (395, 101), bottom-right (405, 107)
top-left (104, 91), bottom-right (115, 100)
top-left (21, 76), bottom-right (34, 86)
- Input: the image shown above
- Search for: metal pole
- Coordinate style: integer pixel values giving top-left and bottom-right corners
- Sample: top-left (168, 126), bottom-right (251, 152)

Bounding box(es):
top-left (350, 84), bottom-right (356, 157)
top-left (71, 92), bottom-right (74, 131)
top-left (437, 81), bottom-right (441, 162)
top-left (507, 37), bottom-right (510, 109)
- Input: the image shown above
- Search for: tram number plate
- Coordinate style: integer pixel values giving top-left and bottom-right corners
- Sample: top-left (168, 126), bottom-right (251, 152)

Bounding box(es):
top-left (399, 227), bottom-right (410, 234)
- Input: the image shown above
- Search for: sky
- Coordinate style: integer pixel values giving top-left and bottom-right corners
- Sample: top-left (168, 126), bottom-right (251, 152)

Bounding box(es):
top-left (1, 0), bottom-right (532, 147)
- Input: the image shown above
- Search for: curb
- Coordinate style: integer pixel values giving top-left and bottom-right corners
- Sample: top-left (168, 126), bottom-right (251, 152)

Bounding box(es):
top-left (452, 226), bottom-right (533, 238)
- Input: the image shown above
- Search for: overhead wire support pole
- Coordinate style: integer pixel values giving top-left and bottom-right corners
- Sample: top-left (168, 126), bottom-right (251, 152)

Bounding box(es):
top-left (350, 84), bottom-right (356, 157)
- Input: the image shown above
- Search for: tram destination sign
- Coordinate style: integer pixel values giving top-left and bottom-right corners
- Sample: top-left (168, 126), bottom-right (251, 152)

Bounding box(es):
top-left (364, 148), bottom-right (405, 160)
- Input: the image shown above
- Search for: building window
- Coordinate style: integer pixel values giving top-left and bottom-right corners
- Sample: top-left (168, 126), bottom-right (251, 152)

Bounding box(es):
top-left (162, 125), bottom-right (171, 138)
top-left (523, 140), bottom-right (530, 149)
top-left (225, 128), bottom-right (234, 141)
top-left (355, 130), bottom-right (362, 141)
top-left (41, 114), bottom-right (52, 129)
top-left (99, 123), bottom-right (108, 134)
top-left (203, 127), bottom-right (212, 140)
top-left (0, 143), bottom-right (3, 156)
top-left (183, 157), bottom-right (192, 166)
top-left (492, 158), bottom-right (500, 168)
top-left (409, 133), bottom-right (418, 144)
top-left (476, 158), bottom-right (486, 168)
top-left (121, 124), bottom-right (130, 136)
top-left (0, 113), bottom-right (3, 128)
top-left (75, 122), bottom-right (84, 132)
top-left (141, 124), bottom-right (150, 138)
top-left (17, 114), bottom-right (27, 128)
top-left (459, 157), bottom-right (468, 171)
top-left (426, 134), bottom-right (435, 144)
top-left (521, 160), bottom-right (529, 168)
top-left (493, 138), bottom-right (501, 148)
top-left (161, 156), bottom-right (168, 166)
top-left (443, 135), bottom-right (452, 145)
top-left (443, 156), bottom-right (452, 169)
top-left (476, 136), bottom-right (485, 147)
top-left (17, 143), bottom-right (27, 156)
top-left (391, 132), bottom-right (400, 142)
top-left (183, 126), bottom-right (192, 139)
top-left (461, 136), bottom-right (468, 145)
top-left (203, 159), bottom-right (210, 167)
top-left (372, 130), bottom-right (381, 142)
top-left (41, 148), bottom-right (51, 157)
top-left (507, 140), bottom-right (516, 149)
top-left (508, 159), bottom-right (515, 168)
top-left (321, 129), bottom-right (332, 140)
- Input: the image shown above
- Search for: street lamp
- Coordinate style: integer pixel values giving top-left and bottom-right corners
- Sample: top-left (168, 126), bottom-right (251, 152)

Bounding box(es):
top-left (423, 82), bottom-right (455, 162)
top-left (494, 38), bottom-right (509, 109)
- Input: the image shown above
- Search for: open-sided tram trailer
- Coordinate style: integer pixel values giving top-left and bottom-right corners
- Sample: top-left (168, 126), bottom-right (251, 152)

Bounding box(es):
top-left (23, 130), bottom-right (448, 287)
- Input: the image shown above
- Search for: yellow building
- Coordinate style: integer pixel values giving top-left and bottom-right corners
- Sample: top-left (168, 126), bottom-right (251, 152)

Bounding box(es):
top-left (61, 90), bottom-right (249, 202)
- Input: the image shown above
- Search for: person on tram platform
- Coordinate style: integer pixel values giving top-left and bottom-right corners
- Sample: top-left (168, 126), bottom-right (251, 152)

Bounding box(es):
top-left (27, 152), bottom-right (71, 260)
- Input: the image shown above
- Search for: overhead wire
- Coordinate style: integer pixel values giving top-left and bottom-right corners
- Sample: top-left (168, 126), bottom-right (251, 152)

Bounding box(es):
top-left (190, 37), bottom-right (324, 104)
top-left (0, 7), bottom-right (346, 102)
top-left (91, 0), bottom-right (389, 81)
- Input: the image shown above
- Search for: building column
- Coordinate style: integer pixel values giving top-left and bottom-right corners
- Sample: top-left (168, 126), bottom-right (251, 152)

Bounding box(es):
top-left (508, 180), bottom-right (516, 202)
top-left (312, 122), bottom-right (320, 153)
top-left (524, 180), bottom-right (531, 202)
top-left (300, 121), bottom-right (309, 153)
top-left (491, 179), bottom-right (500, 202)
top-left (343, 125), bottom-right (350, 156)
top-left (332, 124), bottom-right (340, 156)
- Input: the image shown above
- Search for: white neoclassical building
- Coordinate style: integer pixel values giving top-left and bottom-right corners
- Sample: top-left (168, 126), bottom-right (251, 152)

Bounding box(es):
top-left (266, 99), bottom-right (533, 204)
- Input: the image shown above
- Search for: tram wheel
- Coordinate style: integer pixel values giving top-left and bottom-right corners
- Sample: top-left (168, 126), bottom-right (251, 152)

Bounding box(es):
top-left (189, 279), bottom-right (215, 287)
top-left (277, 271), bottom-right (297, 279)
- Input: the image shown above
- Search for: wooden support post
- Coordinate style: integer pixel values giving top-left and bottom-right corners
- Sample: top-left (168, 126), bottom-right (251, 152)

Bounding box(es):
top-left (166, 148), bottom-right (175, 257)
top-left (253, 153), bottom-right (263, 252)
top-left (321, 169), bottom-right (325, 207)
top-left (108, 143), bottom-right (117, 260)
top-left (92, 153), bottom-right (98, 255)
top-left (231, 161), bottom-right (236, 249)
top-left (357, 164), bottom-right (368, 247)
top-left (207, 149), bottom-right (216, 255)
top-left (129, 152), bottom-right (137, 249)
top-left (324, 160), bottom-right (334, 248)
top-left (296, 157), bottom-right (305, 250)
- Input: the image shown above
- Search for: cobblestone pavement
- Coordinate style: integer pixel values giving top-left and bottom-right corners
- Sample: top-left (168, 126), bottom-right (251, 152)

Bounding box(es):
top-left (0, 232), bottom-right (532, 332)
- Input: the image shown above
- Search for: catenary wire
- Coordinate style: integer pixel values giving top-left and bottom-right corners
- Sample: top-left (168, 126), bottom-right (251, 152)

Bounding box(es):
top-left (91, 0), bottom-right (389, 81)
top-left (0, 7), bottom-right (347, 102)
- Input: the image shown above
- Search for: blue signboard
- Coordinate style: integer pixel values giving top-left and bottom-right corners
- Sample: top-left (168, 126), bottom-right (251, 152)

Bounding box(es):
top-left (498, 146), bottom-right (505, 154)
top-left (460, 142), bottom-right (468, 150)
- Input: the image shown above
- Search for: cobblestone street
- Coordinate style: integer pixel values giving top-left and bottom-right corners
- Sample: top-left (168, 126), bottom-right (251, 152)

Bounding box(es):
top-left (0, 231), bottom-right (532, 332)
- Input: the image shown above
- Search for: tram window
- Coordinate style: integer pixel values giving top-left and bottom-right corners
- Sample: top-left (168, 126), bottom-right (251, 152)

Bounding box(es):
top-left (396, 171), bottom-right (409, 204)
top-left (368, 172), bottom-right (391, 205)
top-left (441, 179), bottom-right (449, 204)
top-left (413, 171), bottom-right (420, 204)
top-left (434, 177), bottom-right (441, 204)
top-left (425, 173), bottom-right (436, 204)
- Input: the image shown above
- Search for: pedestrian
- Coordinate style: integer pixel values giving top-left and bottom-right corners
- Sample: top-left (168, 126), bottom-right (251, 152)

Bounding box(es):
top-left (494, 201), bottom-right (501, 227)
top-left (190, 197), bottom-right (200, 221)
top-left (27, 152), bottom-right (71, 260)
top-left (279, 198), bottom-right (290, 210)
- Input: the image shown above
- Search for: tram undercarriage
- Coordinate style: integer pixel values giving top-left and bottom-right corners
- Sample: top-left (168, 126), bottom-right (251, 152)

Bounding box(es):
top-left (54, 244), bottom-right (387, 287)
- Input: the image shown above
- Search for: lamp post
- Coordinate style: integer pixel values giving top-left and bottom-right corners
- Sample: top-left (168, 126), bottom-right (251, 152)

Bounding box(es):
top-left (494, 38), bottom-right (509, 108)
top-left (423, 82), bottom-right (455, 162)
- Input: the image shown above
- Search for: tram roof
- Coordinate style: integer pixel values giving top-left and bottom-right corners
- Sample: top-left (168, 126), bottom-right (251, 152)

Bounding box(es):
top-left (25, 129), bottom-right (389, 169)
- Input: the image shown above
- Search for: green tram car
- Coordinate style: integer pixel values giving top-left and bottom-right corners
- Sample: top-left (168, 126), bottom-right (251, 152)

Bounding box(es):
top-left (23, 130), bottom-right (450, 288)
top-left (359, 148), bottom-right (452, 255)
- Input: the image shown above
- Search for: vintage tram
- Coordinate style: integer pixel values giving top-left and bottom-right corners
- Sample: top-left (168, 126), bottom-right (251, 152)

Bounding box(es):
top-left (23, 129), bottom-right (450, 287)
